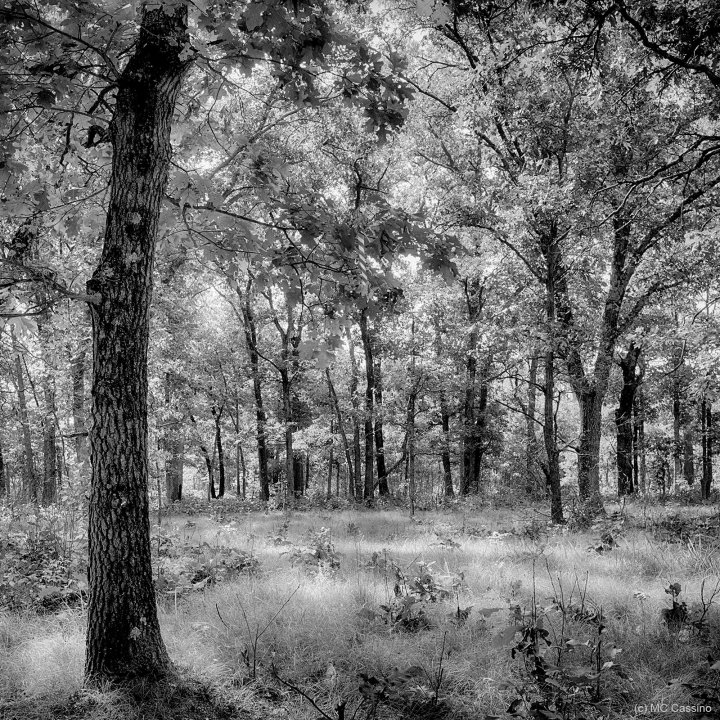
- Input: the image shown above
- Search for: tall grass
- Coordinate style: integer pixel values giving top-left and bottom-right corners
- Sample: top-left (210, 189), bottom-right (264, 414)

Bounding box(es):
top-left (1, 505), bottom-right (719, 719)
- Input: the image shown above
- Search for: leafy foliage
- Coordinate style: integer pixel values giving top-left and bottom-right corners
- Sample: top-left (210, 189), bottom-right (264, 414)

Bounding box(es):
top-left (153, 525), bottom-right (259, 597)
top-left (283, 526), bottom-right (341, 573)
top-left (0, 506), bottom-right (86, 612)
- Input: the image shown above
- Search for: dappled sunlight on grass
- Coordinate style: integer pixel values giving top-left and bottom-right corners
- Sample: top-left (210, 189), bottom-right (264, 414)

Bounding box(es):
top-left (3, 505), bottom-right (720, 718)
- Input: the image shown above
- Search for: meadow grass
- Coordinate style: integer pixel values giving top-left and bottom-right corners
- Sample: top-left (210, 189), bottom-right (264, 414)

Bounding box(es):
top-left (1, 503), bottom-right (719, 719)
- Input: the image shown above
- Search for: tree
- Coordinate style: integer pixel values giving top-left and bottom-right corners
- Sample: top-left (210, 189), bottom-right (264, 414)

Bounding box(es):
top-left (615, 344), bottom-right (643, 496)
top-left (83, 3), bottom-right (188, 681)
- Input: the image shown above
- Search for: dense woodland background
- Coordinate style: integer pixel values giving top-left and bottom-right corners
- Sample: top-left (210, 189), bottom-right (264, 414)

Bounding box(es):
top-left (1, 0), bottom-right (719, 519)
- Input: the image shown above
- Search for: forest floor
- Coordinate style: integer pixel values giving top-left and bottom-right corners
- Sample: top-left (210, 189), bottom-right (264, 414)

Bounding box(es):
top-left (1, 499), bottom-right (720, 719)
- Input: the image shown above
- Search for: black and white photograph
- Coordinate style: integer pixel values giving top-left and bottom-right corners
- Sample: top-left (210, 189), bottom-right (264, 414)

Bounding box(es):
top-left (1, 1), bottom-right (719, 718)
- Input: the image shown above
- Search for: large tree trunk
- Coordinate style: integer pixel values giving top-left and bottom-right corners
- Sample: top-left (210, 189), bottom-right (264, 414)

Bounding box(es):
top-left (84, 4), bottom-right (186, 682)
top-left (240, 291), bottom-right (270, 501)
top-left (615, 344), bottom-right (642, 496)
top-left (360, 309), bottom-right (375, 500)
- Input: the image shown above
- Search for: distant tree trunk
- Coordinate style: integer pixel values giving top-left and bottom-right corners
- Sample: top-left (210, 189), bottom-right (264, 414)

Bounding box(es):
top-left (291, 453), bottom-right (305, 495)
top-left (327, 418), bottom-right (334, 499)
top-left (374, 358), bottom-right (389, 496)
top-left (670, 337), bottom-right (686, 489)
top-left (707, 404), bottom-right (713, 498)
top-left (71, 347), bottom-right (87, 463)
top-left (701, 399), bottom-right (713, 500)
top-left (84, 3), bottom-right (186, 682)
top-left (408, 318), bottom-right (417, 513)
top-left (35, 298), bottom-right (59, 505)
top-left (615, 344), bottom-right (642, 496)
top-left (540, 235), bottom-right (564, 524)
top-left (212, 406), bottom-right (225, 498)
top-left (433, 321), bottom-right (453, 497)
top-left (633, 390), bottom-right (646, 493)
top-left (240, 292), bottom-right (270, 501)
top-left (346, 327), bottom-right (363, 499)
top-left (525, 355), bottom-right (540, 494)
top-left (461, 278), bottom-right (483, 495)
top-left (440, 392), bottom-right (453, 497)
top-left (471, 367), bottom-right (489, 493)
top-left (543, 350), bottom-right (563, 524)
top-left (204, 443), bottom-right (216, 499)
top-left (683, 422), bottom-right (695, 486)
top-left (280, 369), bottom-right (295, 497)
top-left (576, 388), bottom-right (603, 503)
top-left (12, 330), bottom-right (36, 502)
top-left (41, 381), bottom-right (57, 505)
top-left (360, 309), bottom-right (375, 500)
top-left (326, 369), bottom-right (354, 485)
top-left (238, 444), bottom-right (246, 498)
top-left (163, 373), bottom-right (183, 503)
top-left (0, 427), bottom-right (6, 498)
top-left (672, 386), bottom-right (682, 490)
top-left (233, 398), bottom-right (246, 498)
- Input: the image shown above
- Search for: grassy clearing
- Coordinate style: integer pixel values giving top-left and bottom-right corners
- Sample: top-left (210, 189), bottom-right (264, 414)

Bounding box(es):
top-left (2, 503), bottom-right (720, 719)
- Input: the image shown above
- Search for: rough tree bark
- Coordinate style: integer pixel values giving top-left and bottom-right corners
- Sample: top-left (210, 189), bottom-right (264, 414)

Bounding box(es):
top-left (84, 4), bottom-right (187, 682)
